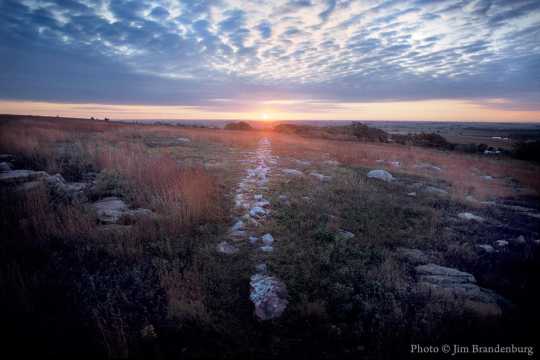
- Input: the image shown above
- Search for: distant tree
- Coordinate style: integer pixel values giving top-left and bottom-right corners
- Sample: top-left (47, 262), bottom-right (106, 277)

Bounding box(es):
top-left (90, 117), bottom-right (95, 120)
top-left (104, 117), bottom-right (110, 122)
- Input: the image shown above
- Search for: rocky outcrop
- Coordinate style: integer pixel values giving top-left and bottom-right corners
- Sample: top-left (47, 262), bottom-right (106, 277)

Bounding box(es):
top-left (367, 169), bottom-right (394, 182)
top-left (415, 264), bottom-right (506, 316)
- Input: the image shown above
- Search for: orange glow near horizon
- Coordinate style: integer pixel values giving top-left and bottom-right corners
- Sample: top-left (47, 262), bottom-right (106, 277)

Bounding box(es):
top-left (1, 99), bottom-right (539, 123)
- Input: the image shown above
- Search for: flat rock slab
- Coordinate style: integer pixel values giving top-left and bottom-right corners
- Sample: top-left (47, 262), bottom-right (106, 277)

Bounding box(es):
top-left (367, 169), bottom-right (394, 182)
top-left (416, 263), bottom-right (476, 284)
top-left (458, 212), bottom-right (485, 222)
top-left (0, 169), bottom-right (48, 185)
top-left (282, 169), bottom-right (304, 177)
top-left (250, 274), bottom-right (288, 320)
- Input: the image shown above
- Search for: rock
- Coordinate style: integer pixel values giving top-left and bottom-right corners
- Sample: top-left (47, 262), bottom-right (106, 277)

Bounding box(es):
top-left (494, 240), bottom-right (509, 248)
top-left (176, 137), bottom-right (191, 143)
top-left (309, 172), bottom-right (331, 182)
top-left (397, 248), bottom-right (430, 265)
top-left (255, 263), bottom-right (267, 273)
top-left (336, 229), bottom-right (355, 240)
top-left (481, 175), bottom-right (494, 181)
top-left (0, 169), bottom-right (48, 185)
top-left (216, 241), bottom-right (239, 254)
top-left (93, 197), bottom-right (128, 224)
top-left (367, 169), bottom-right (394, 182)
top-left (407, 192), bottom-right (417, 197)
top-left (415, 263), bottom-right (505, 316)
top-left (416, 264), bottom-right (476, 285)
top-left (476, 244), bottom-right (495, 254)
top-left (250, 274), bottom-right (288, 320)
top-left (458, 212), bottom-right (485, 222)
top-left (46, 173), bottom-right (87, 202)
top-left (249, 236), bottom-right (259, 245)
top-left (282, 168), bottom-right (304, 177)
top-left (254, 200), bottom-right (271, 208)
top-left (231, 220), bottom-right (245, 232)
top-left (510, 235), bottom-right (526, 245)
top-left (261, 233), bottom-right (274, 245)
top-left (92, 197), bottom-right (153, 224)
top-left (0, 162), bottom-right (11, 172)
top-left (0, 154), bottom-right (15, 162)
top-left (414, 163), bottom-right (442, 172)
top-left (249, 206), bottom-right (266, 218)
top-left (424, 186), bottom-right (448, 196)
top-left (260, 245), bottom-right (273, 252)
top-left (323, 160), bottom-right (339, 166)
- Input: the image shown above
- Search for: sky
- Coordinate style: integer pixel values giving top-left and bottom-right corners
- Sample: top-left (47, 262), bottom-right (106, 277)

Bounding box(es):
top-left (1, 0), bottom-right (539, 122)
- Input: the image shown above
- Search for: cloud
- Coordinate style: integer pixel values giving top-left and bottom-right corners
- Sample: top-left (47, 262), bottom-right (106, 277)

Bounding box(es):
top-left (0, 0), bottom-right (539, 114)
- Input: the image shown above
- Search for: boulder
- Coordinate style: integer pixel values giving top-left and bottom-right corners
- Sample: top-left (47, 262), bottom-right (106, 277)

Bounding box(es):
top-left (250, 274), bottom-right (288, 320)
top-left (414, 163), bottom-right (442, 172)
top-left (367, 169), bottom-right (394, 182)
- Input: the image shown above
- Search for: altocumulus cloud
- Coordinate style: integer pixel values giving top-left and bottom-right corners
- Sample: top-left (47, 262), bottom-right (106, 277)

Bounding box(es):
top-left (0, 0), bottom-right (539, 110)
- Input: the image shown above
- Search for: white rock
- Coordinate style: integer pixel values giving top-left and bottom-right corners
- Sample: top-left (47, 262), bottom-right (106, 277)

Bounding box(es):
top-left (495, 240), bottom-right (509, 247)
top-left (249, 236), bottom-right (259, 245)
top-left (260, 245), bottom-right (273, 252)
top-left (458, 212), bottom-right (485, 222)
top-left (176, 137), bottom-right (191, 142)
top-left (250, 274), bottom-right (288, 320)
top-left (309, 172), bottom-right (331, 182)
top-left (249, 206), bottom-right (266, 218)
top-left (476, 244), bottom-right (495, 254)
top-left (261, 233), bottom-right (274, 245)
top-left (216, 241), bottom-right (239, 254)
top-left (367, 169), bottom-right (394, 182)
top-left (231, 220), bottom-right (245, 232)
top-left (407, 192), bottom-right (417, 197)
top-left (282, 168), bottom-right (304, 177)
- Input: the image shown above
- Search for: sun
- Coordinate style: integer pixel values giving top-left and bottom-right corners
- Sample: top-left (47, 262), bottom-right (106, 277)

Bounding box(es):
top-left (260, 113), bottom-right (270, 121)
